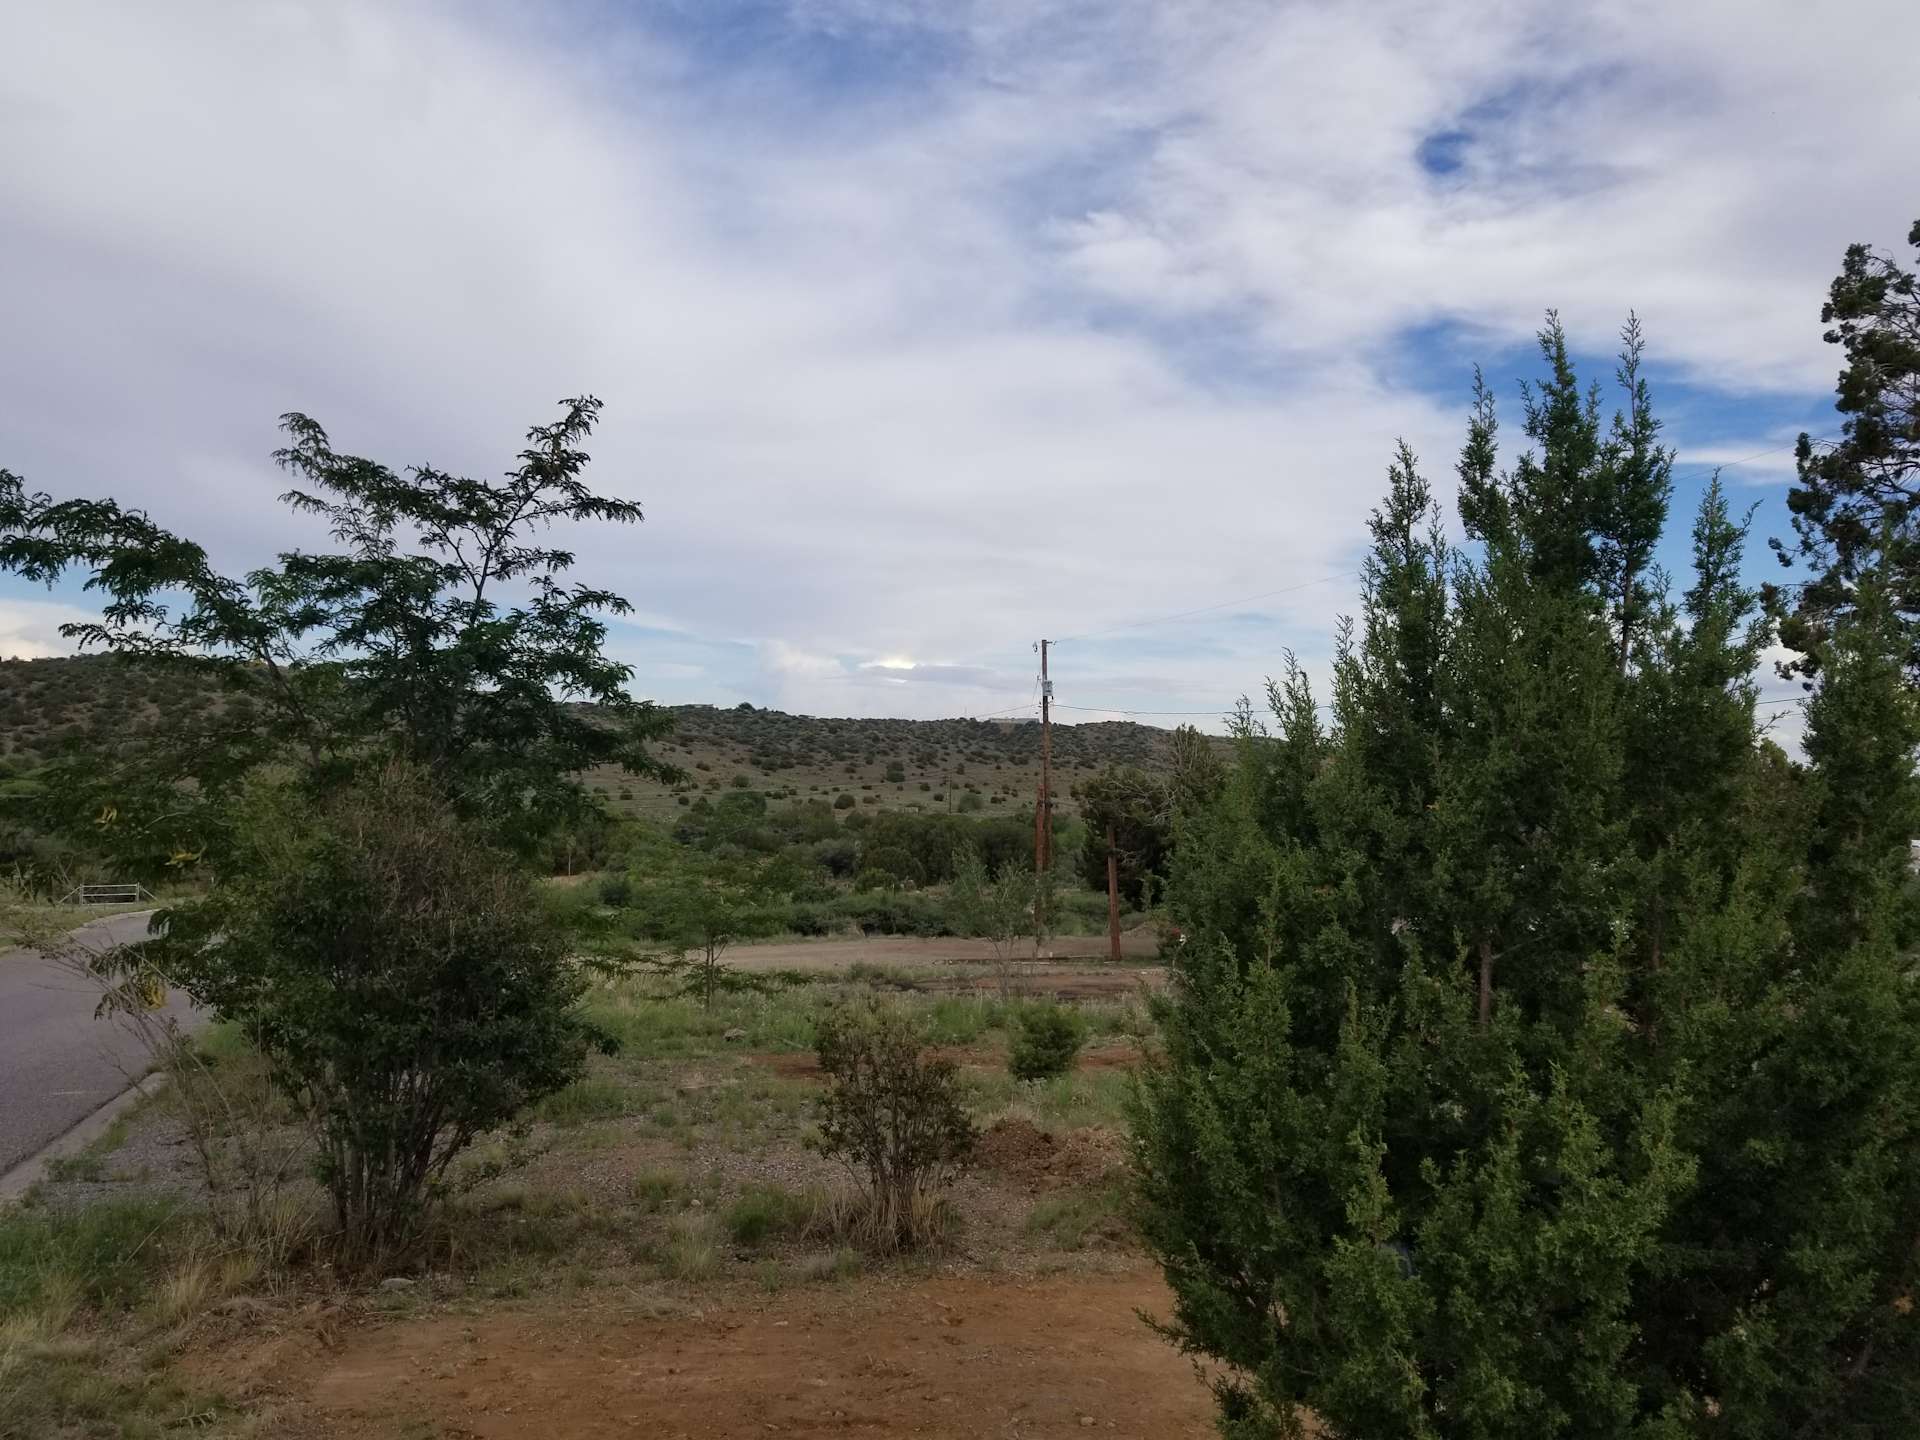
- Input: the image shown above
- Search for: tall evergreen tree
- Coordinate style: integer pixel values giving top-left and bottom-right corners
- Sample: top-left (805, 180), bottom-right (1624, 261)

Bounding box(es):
top-left (1134, 317), bottom-right (1920, 1439)
top-left (1770, 219), bottom-right (1920, 681)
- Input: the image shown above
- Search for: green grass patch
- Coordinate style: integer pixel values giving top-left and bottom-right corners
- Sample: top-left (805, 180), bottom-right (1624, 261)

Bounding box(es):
top-left (534, 1072), bottom-right (653, 1126)
top-left (970, 1067), bottom-right (1133, 1130)
top-left (0, 1197), bottom-right (227, 1439)
top-left (0, 1337), bottom-right (224, 1440)
top-left (724, 1183), bottom-right (818, 1247)
top-left (583, 979), bottom-right (821, 1057)
top-left (0, 1196), bottom-right (184, 1318)
top-left (1024, 1178), bottom-right (1130, 1249)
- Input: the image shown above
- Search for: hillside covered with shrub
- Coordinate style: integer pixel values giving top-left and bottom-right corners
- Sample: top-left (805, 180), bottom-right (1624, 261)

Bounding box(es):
top-left (0, 654), bottom-right (1196, 823)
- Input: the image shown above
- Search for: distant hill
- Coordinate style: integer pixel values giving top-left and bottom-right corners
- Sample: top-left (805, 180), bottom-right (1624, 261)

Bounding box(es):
top-left (619, 703), bottom-right (1190, 822)
top-left (0, 655), bottom-right (1196, 822)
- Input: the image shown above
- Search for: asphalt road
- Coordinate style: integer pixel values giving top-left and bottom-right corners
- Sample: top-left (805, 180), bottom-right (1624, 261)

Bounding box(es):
top-left (0, 910), bottom-right (191, 1175)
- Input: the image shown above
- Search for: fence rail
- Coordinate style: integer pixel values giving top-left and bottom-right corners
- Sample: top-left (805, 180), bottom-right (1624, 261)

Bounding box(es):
top-left (58, 883), bottom-right (156, 906)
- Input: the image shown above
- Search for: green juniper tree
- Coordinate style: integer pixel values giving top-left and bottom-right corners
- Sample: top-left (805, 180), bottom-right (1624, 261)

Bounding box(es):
top-left (1076, 763), bottom-right (1172, 907)
top-left (1134, 318), bottom-right (1920, 1438)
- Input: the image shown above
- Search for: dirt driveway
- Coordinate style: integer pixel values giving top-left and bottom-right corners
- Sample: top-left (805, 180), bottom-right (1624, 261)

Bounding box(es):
top-left (214, 1266), bottom-right (1215, 1438)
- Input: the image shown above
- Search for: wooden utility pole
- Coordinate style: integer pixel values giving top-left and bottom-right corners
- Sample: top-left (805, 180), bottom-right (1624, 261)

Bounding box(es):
top-left (1106, 821), bottom-right (1121, 963)
top-left (1034, 639), bottom-right (1053, 875)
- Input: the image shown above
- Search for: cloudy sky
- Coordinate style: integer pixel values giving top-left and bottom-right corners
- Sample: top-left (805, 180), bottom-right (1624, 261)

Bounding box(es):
top-left (2, 1), bottom-right (1915, 734)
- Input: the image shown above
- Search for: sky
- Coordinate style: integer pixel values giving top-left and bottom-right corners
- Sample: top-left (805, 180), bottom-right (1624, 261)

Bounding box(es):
top-left (2, 0), bottom-right (1916, 741)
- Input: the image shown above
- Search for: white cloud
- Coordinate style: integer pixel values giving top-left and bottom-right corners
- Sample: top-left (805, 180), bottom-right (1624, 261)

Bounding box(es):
top-left (0, 1), bottom-right (1909, 722)
top-left (0, 600), bottom-right (102, 660)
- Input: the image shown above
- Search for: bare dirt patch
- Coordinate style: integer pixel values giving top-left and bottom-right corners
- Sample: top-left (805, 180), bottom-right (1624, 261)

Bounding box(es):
top-left (975, 1117), bottom-right (1124, 1193)
top-left (226, 1266), bottom-right (1211, 1439)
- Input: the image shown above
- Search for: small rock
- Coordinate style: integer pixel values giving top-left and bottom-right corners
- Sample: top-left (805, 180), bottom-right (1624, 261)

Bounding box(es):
top-left (1079, 1418), bottom-right (1096, 1428)
top-left (379, 1277), bottom-right (417, 1292)
top-left (722, 1027), bottom-right (748, 1042)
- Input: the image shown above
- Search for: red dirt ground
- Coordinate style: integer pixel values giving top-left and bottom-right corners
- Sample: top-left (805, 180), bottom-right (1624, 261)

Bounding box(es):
top-left (219, 1267), bottom-right (1216, 1438)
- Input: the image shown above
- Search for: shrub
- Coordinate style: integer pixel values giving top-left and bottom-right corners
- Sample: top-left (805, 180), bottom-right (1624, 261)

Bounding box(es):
top-left (1008, 1004), bottom-right (1085, 1081)
top-left (884, 762), bottom-right (906, 783)
top-left (596, 871), bottom-right (634, 907)
top-left (147, 765), bottom-right (611, 1266)
top-left (725, 1184), bottom-right (818, 1246)
top-left (861, 843), bottom-right (926, 887)
top-left (833, 792), bottom-right (856, 809)
top-left (812, 999), bottom-right (975, 1251)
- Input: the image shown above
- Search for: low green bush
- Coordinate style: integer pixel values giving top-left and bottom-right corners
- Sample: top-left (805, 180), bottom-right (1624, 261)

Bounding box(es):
top-left (1008, 1004), bottom-right (1085, 1081)
top-left (725, 1184), bottom-right (817, 1246)
top-left (812, 999), bottom-right (976, 1252)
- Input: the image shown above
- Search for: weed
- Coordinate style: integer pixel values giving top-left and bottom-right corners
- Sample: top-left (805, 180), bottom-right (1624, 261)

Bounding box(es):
top-left (149, 1257), bottom-right (216, 1325)
top-left (792, 1245), bottom-right (864, 1284)
top-left (44, 1150), bottom-right (110, 1184)
top-left (807, 1185), bottom-right (959, 1254)
top-left (632, 1169), bottom-right (685, 1214)
top-left (724, 1184), bottom-right (818, 1247)
top-left (0, 1199), bottom-right (231, 1439)
top-left (663, 1214), bottom-right (720, 1281)
top-left (0, 1196), bottom-right (182, 1318)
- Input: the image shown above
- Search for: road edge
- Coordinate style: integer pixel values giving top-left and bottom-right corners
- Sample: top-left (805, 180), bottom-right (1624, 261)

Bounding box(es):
top-left (0, 1068), bottom-right (167, 1206)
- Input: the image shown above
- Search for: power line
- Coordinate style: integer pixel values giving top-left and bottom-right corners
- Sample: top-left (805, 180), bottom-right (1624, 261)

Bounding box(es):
top-left (1054, 702), bottom-right (1241, 717)
top-left (1666, 433), bottom-right (1837, 489)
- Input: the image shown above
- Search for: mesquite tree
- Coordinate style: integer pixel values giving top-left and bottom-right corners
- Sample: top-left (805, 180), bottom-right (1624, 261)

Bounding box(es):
top-left (0, 397), bottom-right (671, 869)
top-left (1133, 318), bottom-right (1920, 1438)
top-left (154, 765), bottom-right (612, 1264)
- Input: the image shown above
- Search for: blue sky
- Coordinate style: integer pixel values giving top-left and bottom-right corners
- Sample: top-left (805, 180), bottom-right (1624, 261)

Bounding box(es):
top-left (2, 0), bottom-right (1915, 741)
